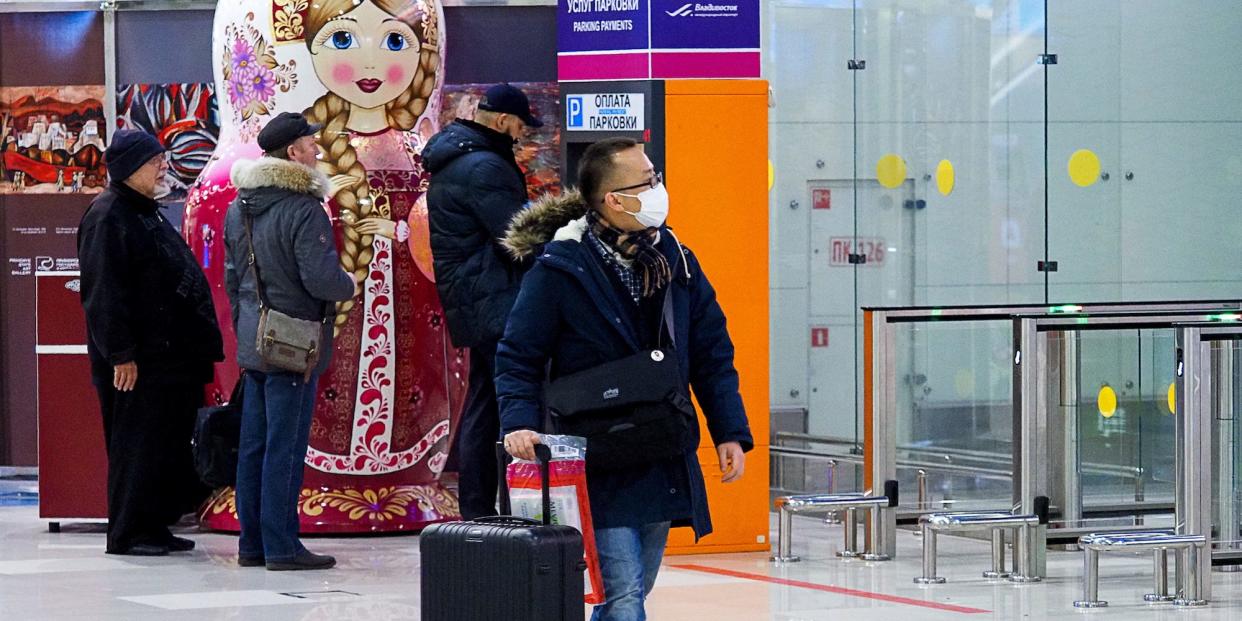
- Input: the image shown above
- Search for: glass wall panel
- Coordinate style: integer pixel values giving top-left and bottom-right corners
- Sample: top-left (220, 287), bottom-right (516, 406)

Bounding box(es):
top-left (896, 320), bottom-right (1015, 511)
top-left (767, 0), bottom-right (1242, 504)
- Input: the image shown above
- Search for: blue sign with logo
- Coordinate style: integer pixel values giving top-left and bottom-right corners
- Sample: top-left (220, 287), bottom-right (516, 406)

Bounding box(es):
top-left (651, 0), bottom-right (761, 49)
top-left (557, 0), bottom-right (760, 80)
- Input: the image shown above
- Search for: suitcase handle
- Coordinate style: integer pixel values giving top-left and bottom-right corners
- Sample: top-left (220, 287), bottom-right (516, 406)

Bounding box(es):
top-left (472, 515), bottom-right (541, 527)
top-left (496, 441), bottom-right (553, 526)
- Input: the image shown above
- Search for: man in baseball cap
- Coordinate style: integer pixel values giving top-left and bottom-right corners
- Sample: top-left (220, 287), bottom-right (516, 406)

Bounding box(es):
top-left (477, 82), bottom-right (545, 132)
top-left (421, 82), bottom-right (543, 520)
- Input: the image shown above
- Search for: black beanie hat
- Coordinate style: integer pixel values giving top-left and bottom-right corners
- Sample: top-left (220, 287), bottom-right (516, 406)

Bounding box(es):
top-left (105, 129), bottom-right (166, 182)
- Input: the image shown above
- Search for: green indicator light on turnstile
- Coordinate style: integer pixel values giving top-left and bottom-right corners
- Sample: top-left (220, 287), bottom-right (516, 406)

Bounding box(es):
top-left (931, 309), bottom-right (943, 317)
top-left (1050, 304), bottom-right (1084, 314)
top-left (1208, 313), bottom-right (1242, 322)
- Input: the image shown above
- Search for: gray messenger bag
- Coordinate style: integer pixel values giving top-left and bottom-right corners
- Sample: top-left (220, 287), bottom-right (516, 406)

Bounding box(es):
top-left (243, 214), bottom-right (330, 381)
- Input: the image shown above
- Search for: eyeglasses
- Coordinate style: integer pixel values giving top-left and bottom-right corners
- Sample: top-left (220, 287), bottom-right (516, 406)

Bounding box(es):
top-left (610, 171), bottom-right (663, 194)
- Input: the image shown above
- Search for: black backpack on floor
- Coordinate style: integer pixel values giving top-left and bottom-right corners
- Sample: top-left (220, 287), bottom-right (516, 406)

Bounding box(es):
top-left (192, 380), bottom-right (243, 489)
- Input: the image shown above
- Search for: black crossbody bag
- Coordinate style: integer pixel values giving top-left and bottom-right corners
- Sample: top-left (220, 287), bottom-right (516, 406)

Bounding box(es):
top-left (543, 287), bottom-right (695, 471)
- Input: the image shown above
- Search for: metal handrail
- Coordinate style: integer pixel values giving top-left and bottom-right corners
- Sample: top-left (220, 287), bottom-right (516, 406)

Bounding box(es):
top-left (774, 431), bottom-right (1144, 481)
top-left (867, 301), bottom-right (1242, 322)
top-left (898, 446), bottom-right (1143, 481)
top-left (771, 446), bottom-right (1013, 482)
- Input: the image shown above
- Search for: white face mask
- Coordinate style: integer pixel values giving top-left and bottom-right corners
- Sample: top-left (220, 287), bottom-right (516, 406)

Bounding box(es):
top-left (614, 182), bottom-right (670, 229)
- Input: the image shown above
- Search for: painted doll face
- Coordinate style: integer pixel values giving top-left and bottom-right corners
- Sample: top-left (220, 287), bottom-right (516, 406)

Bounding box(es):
top-left (309, 1), bottom-right (422, 110)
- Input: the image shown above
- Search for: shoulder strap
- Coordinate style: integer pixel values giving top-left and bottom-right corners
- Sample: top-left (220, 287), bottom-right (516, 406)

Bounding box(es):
top-left (659, 285), bottom-right (676, 349)
top-left (243, 214), bottom-right (271, 310)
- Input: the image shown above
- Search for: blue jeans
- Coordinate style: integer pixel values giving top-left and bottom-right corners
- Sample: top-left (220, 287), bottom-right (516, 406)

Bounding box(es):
top-left (591, 522), bottom-right (671, 621)
top-left (236, 370), bottom-right (318, 562)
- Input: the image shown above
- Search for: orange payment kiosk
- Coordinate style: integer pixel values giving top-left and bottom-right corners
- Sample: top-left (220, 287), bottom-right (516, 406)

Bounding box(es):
top-left (558, 80), bottom-right (770, 555)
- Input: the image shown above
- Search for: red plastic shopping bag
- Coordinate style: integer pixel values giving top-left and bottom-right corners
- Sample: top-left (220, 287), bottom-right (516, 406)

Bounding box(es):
top-left (506, 434), bottom-right (604, 604)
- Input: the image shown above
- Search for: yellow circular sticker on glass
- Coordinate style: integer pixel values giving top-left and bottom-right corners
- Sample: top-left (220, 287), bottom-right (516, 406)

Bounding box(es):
top-left (1168, 382), bottom-right (1177, 415)
top-left (954, 369), bottom-right (975, 398)
top-left (768, 160), bottom-right (775, 191)
top-left (877, 154), bottom-right (907, 189)
top-left (935, 159), bottom-right (955, 196)
top-left (1068, 149), bottom-right (1101, 187)
top-left (1097, 385), bottom-right (1118, 418)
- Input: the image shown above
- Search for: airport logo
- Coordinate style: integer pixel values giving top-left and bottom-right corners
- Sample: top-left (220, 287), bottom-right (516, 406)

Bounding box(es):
top-left (665, 3), bottom-right (740, 17)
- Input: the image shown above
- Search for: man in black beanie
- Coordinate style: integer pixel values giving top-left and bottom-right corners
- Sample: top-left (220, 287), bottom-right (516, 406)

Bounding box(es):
top-left (77, 128), bottom-right (224, 556)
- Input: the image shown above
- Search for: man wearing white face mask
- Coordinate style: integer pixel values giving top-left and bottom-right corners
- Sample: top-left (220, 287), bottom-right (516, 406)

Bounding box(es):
top-left (496, 137), bottom-right (753, 621)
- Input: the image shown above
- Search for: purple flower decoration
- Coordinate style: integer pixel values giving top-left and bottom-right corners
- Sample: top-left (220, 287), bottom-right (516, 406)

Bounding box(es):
top-left (231, 37), bottom-right (257, 72)
top-left (221, 19), bottom-right (299, 123)
top-left (226, 65), bottom-right (257, 108)
top-left (249, 68), bottom-right (276, 102)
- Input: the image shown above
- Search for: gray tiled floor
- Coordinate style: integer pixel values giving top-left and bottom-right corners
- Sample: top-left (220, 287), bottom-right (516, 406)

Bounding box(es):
top-left (5, 502), bottom-right (1242, 619)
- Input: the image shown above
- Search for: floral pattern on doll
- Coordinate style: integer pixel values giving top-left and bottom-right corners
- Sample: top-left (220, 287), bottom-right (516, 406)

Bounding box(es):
top-left (221, 16), bottom-right (298, 139)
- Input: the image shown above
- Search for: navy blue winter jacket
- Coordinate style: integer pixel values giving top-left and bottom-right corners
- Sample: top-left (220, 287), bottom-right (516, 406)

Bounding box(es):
top-left (495, 191), bottom-right (753, 539)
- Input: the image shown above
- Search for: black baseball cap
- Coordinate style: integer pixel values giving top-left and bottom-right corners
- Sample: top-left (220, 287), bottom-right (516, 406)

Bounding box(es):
top-left (258, 112), bottom-right (323, 153)
top-left (478, 83), bottom-right (544, 128)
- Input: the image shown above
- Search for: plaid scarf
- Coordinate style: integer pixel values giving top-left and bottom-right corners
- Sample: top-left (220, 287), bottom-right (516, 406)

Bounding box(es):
top-left (586, 209), bottom-right (671, 300)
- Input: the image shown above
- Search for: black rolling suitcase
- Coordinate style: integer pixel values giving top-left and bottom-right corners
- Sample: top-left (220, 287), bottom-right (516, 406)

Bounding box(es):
top-left (420, 443), bottom-right (587, 621)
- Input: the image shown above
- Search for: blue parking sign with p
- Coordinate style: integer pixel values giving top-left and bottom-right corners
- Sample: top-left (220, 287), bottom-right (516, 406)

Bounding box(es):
top-left (567, 96), bottom-right (584, 129)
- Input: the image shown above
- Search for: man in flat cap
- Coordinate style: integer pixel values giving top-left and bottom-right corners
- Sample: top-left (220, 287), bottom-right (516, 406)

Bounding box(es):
top-left (224, 112), bottom-right (354, 571)
top-left (78, 128), bottom-right (224, 556)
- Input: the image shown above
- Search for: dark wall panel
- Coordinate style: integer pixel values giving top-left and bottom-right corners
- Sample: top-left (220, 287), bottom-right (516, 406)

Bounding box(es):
top-left (0, 195), bottom-right (7, 464)
top-left (0, 12), bottom-right (105, 86)
top-left (116, 10), bottom-right (215, 85)
top-left (444, 6), bottom-right (557, 84)
top-left (1, 196), bottom-right (91, 466)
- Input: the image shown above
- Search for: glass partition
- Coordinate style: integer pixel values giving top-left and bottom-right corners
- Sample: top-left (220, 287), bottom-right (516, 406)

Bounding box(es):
top-left (1013, 313), bottom-right (1241, 539)
top-left (1073, 329), bottom-right (1176, 514)
top-left (766, 0), bottom-right (1242, 506)
top-left (1212, 338), bottom-right (1242, 556)
top-left (895, 319), bottom-right (1014, 511)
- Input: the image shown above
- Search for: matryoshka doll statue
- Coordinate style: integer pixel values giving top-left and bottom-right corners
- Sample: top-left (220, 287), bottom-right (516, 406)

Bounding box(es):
top-left (183, 0), bottom-right (467, 533)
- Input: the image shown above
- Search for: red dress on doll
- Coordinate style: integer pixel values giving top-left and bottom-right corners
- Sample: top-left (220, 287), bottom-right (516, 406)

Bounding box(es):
top-left (194, 129), bottom-right (467, 533)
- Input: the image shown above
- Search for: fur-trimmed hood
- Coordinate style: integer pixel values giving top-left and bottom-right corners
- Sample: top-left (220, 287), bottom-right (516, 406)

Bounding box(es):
top-left (502, 190), bottom-right (590, 260)
top-left (230, 157), bottom-right (330, 200)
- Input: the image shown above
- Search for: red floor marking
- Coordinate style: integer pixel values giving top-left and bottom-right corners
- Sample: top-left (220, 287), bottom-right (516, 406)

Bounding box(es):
top-left (669, 564), bottom-right (991, 615)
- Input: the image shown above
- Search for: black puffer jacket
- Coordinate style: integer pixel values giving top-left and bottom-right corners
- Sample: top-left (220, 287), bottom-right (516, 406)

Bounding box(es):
top-left (77, 181), bottom-right (224, 385)
top-left (424, 119), bottom-right (529, 348)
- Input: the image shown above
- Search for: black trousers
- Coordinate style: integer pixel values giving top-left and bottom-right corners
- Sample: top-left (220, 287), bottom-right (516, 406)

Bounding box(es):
top-left (95, 378), bottom-right (209, 552)
top-left (452, 342), bottom-right (501, 520)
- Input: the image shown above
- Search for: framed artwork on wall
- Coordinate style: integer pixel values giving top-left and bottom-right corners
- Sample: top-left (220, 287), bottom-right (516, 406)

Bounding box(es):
top-left (0, 86), bottom-right (107, 195)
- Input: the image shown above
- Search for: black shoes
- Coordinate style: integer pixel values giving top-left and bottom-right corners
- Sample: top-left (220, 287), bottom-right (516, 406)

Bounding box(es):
top-left (266, 550), bottom-right (337, 571)
top-left (165, 536), bottom-right (196, 552)
top-left (108, 543), bottom-right (170, 557)
top-left (238, 555), bottom-right (265, 567)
